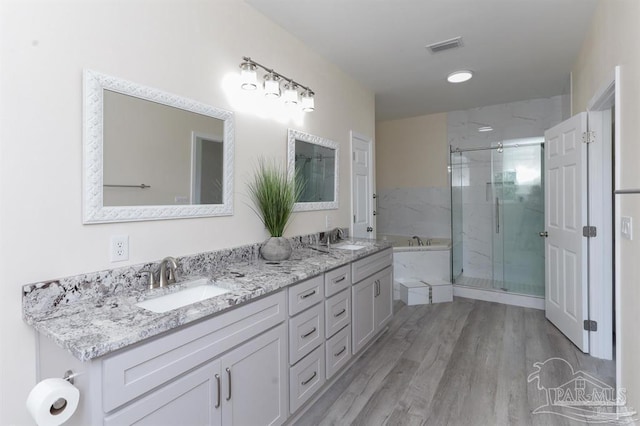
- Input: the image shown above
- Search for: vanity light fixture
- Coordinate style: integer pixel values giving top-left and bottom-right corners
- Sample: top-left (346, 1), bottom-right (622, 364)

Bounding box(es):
top-left (447, 70), bottom-right (473, 83)
top-left (478, 126), bottom-right (494, 132)
top-left (239, 56), bottom-right (315, 112)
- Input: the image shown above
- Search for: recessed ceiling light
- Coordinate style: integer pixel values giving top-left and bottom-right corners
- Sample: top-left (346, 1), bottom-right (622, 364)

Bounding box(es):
top-left (478, 126), bottom-right (493, 132)
top-left (447, 70), bottom-right (473, 83)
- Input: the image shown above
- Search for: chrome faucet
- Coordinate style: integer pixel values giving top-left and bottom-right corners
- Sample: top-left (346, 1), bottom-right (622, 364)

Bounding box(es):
top-left (158, 256), bottom-right (178, 287)
top-left (412, 236), bottom-right (424, 246)
top-left (318, 228), bottom-right (345, 248)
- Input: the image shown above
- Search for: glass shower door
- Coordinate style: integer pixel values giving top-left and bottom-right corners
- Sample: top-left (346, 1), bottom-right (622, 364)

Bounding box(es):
top-left (491, 141), bottom-right (545, 296)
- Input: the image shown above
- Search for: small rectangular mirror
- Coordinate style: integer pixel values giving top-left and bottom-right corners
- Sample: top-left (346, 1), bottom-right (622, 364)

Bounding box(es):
top-left (83, 70), bottom-right (234, 223)
top-left (288, 129), bottom-right (339, 211)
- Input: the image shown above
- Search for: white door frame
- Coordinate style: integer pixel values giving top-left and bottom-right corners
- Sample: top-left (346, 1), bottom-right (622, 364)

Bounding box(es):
top-left (585, 66), bottom-right (619, 368)
top-left (350, 131), bottom-right (374, 239)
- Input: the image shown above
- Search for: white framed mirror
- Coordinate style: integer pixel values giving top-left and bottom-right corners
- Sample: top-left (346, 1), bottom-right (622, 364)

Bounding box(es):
top-left (83, 70), bottom-right (234, 223)
top-left (287, 129), bottom-right (339, 211)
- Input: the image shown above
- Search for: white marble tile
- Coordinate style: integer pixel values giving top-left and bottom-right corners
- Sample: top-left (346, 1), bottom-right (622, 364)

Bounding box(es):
top-left (377, 187), bottom-right (450, 238)
top-left (393, 250), bottom-right (450, 282)
top-left (448, 95), bottom-right (564, 285)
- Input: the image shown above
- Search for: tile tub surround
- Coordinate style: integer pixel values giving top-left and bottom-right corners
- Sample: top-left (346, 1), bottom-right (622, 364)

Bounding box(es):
top-left (23, 233), bottom-right (390, 362)
top-left (376, 186), bottom-right (451, 239)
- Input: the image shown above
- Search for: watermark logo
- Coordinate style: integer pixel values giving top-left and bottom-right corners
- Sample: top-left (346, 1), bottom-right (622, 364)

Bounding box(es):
top-left (527, 357), bottom-right (636, 424)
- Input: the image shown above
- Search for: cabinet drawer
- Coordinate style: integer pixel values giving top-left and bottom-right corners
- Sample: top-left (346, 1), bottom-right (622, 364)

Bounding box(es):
top-left (324, 264), bottom-right (351, 297)
top-left (352, 248), bottom-right (393, 283)
top-left (325, 325), bottom-right (351, 380)
top-left (288, 275), bottom-right (324, 316)
top-left (325, 289), bottom-right (350, 339)
top-left (289, 304), bottom-right (324, 365)
top-left (102, 291), bottom-right (286, 413)
top-left (290, 344), bottom-right (325, 414)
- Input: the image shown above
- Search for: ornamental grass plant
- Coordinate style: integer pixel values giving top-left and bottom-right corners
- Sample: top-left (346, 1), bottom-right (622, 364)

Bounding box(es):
top-left (247, 158), bottom-right (305, 237)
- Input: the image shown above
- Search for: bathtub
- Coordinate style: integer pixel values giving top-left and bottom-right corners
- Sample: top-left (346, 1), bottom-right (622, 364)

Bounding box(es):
top-left (378, 234), bottom-right (452, 300)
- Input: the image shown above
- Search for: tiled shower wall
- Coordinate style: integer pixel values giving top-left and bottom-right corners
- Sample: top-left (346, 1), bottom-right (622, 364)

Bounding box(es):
top-left (449, 95), bottom-right (568, 282)
top-left (377, 94), bottom-right (567, 253)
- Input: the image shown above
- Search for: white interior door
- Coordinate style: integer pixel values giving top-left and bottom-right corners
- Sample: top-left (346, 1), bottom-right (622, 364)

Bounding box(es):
top-left (544, 112), bottom-right (589, 352)
top-left (351, 132), bottom-right (373, 239)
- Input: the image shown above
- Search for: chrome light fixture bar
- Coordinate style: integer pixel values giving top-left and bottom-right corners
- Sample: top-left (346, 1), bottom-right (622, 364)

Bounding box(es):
top-left (239, 56), bottom-right (315, 112)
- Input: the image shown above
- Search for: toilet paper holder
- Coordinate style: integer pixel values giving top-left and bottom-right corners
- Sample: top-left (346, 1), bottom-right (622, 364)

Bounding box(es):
top-left (62, 370), bottom-right (76, 385)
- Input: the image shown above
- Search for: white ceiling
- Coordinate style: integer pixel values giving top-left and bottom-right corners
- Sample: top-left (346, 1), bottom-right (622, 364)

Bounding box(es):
top-left (245, 0), bottom-right (598, 120)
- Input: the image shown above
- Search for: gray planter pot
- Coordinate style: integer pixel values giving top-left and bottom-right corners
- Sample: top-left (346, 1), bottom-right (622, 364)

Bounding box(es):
top-left (260, 237), bottom-right (293, 261)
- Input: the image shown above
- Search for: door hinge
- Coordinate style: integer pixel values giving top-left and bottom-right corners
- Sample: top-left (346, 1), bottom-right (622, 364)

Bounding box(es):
top-left (582, 131), bottom-right (595, 144)
top-left (583, 226), bottom-right (597, 238)
top-left (353, 214), bottom-right (356, 223)
top-left (353, 152), bottom-right (355, 161)
top-left (584, 320), bottom-right (598, 331)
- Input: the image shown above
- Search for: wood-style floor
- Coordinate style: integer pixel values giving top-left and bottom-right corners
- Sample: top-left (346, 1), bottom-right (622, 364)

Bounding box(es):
top-left (297, 298), bottom-right (616, 426)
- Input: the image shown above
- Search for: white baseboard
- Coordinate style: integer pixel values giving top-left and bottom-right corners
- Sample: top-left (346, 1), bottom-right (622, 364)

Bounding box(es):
top-left (453, 285), bottom-right (545, 310)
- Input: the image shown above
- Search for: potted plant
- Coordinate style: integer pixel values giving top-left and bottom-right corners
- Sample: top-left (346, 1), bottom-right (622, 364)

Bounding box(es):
top-left (247, 158), bottom-right (304, 261)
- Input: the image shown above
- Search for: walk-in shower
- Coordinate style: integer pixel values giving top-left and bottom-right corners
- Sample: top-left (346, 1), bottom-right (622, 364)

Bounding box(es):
top-left (450, 137), bottom-right (544, 297)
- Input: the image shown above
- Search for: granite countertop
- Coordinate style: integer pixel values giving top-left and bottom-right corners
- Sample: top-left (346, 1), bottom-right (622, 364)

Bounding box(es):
top-left (23, 240), bottom-right (391, 362)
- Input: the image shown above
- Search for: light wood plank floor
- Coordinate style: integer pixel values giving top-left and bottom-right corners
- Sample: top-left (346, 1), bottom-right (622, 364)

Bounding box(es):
top-left (296, 298), bottom-right (616, 426)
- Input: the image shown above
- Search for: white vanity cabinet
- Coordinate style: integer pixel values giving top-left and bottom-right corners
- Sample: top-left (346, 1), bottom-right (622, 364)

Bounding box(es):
top-left (104, 324), bottom-right (287, 426)
top-left (37, 291), bottom-right (288, 426)
top-left (352, 248), bottom-right (393, 354)
top-left (102, 293), bottom-right (288, 426)
top-left (34, 246), bottom-right (395, 426)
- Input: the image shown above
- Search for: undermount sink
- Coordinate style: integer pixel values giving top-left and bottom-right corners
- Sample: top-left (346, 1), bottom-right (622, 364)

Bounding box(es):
top-left (136, 278), bottom-right (231, 313)
top-left (334, 243), bottom-right (367, 251)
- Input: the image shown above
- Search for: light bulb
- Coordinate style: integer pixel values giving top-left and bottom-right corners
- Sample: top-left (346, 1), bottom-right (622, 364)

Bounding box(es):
top-left (240, 61), bottom-right (258, 90)
top-left (283, 81), bottom-right (298, 105)
top-left (447, 70), bottom-right (473, 83)
top-left (264, 73), bottom-right (281, 98)
top-left (301, 90), bottom-right (315, 112)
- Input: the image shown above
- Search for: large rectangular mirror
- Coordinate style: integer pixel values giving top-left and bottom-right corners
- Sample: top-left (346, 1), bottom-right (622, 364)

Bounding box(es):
top-left (83, 70), bottom-right (234, 223)
top-left (287, 129), bottom-right (339, 211)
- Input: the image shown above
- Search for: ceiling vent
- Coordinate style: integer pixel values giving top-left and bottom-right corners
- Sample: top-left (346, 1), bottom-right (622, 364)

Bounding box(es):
top-left (426, 36), bottom-right (463, 54)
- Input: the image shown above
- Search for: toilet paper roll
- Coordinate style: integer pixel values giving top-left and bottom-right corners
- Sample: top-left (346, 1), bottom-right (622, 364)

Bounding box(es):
top-left (26, 378), bottom-right (80, 426)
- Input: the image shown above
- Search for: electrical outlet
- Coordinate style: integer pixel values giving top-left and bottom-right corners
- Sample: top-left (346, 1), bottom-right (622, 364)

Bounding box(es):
top-left (110, 235), bottom-right (129, 262)
top-left (621, 216), bottom-right (633, 240)
top-left (325, 215), bottom-right (331, 229)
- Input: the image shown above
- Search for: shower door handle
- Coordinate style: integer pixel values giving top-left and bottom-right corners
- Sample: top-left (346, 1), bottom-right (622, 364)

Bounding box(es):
top-left (495, 197), bottom-right (500, 234)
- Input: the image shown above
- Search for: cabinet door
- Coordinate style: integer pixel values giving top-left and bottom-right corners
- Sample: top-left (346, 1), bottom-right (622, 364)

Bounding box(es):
top-left (220, 324), bottom-right (288, 426)
top-left (104, 361), bottom-right (221, 426)
top-left (374, 267), bottom-right (393, 330)
top-left (352, 277), bottom-right (376, 354)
